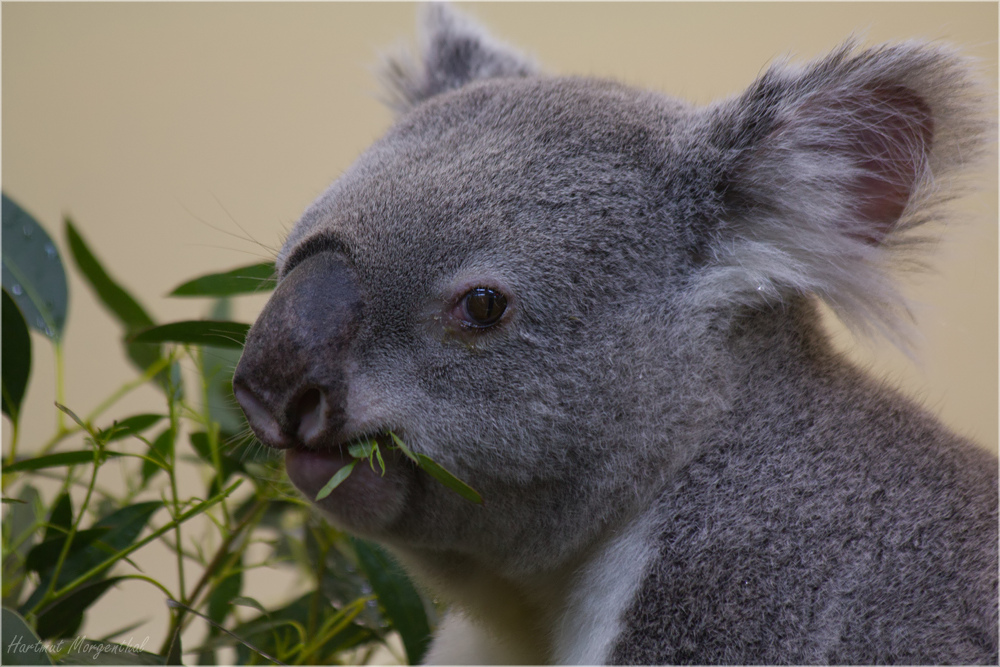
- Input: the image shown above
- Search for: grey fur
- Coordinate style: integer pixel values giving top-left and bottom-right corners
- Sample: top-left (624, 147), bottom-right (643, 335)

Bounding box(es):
top-left (235, 5), bottom-right (997, 664)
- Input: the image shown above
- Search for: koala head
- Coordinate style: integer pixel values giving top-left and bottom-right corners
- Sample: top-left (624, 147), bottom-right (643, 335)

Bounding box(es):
top-left (233, 5), bottom-right (987, 578)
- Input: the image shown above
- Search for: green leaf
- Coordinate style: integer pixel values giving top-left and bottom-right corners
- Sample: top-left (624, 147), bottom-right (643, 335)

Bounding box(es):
top-left (129, 320), bottom-right (250, 349)
top-left (54, 502), bottom-right (162, 586)
top-left (2, 290), bottom-right (32, 421)
top-left (55, 639), bottom-right (165, 665)
top-left (201, 300), bottom-right (247, 436)
top-left (352, 539), bottom-right (431, 665)
top-left (2, 485), bottom-right (43, 607)
top-left (21, 502), bottom-right (163, 619)
top-left (1, 195), bottom-right (67, 340)
top-left (140, 428), bottom-right (174, 484)
top-left (4, 451), bottom-right (125, 473)
top-left (347, 440), bottom-right (375, 459)
top-left (388, 432), bottom-right (483, 504)
top-left (63, 218), bottom-right (175, 389)
top-left (225, 592), bottom-right (375, 664)
top-left (230, 596), bottom-right (268, 616)
top-left (25, 528), bottom-right (110, 575)
top-left (415, 454), bottom-right (483, 505)
top-left (388, 431), bottom-right (419, 465)
top-left (43, 493), bottom-right (73, 544)
top-left (34, 577), bottom-right (125, 640)
top-left (169, 262), bottom-right (276, 297)
top-left (347, 439), bottom-right (385, 475)
top-left (54, 403), bottom-right (87, 431)
top-left (207, 566), bottom-right (242, 625)
top-left (64, 219), bottom-right (153, 330)
top-left (164, 625), bottom-right (183, 666)
top-left (97, 414), bottom-right (164, 443)
top-left (315, 461), bottom-right (357, 501)
top-left (2, 607), bottom-right (54, 665)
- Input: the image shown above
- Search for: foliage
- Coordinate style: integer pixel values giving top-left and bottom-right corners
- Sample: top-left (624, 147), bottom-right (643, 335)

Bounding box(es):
top-left (1, 194), bottom-right (435, 665)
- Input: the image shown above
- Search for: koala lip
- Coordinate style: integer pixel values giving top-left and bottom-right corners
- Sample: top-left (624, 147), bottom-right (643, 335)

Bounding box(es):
top-left (284, 430), bottom-right (399, 493)
top-left (284, 432), bottom-right (414, 527)
top-left (284, 445), bottom-right (354, 499)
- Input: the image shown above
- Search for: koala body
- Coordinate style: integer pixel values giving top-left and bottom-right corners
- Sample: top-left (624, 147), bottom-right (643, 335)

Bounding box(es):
top-left (234, 6), bottom-right (997, 664)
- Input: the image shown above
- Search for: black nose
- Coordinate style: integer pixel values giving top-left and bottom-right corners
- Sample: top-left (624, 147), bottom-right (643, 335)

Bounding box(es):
top-left (233, 251), bottom-right (362, 449)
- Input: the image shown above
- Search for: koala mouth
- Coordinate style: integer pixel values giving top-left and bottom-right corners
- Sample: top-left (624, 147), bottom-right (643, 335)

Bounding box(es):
top-left (283, 431), bottom-right (413, 527)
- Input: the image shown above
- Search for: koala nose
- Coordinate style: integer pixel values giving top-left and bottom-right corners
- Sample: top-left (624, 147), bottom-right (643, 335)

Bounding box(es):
top-left (232, 251), bottom-right (362, 450)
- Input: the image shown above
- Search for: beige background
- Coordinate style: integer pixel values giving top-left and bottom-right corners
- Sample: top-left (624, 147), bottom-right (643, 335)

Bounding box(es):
top-left (3, 1), bottom-right (997, 656)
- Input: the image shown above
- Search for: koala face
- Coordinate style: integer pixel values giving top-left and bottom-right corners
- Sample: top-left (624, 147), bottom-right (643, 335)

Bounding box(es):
top-left (236, 75), bottom-right (724, 575)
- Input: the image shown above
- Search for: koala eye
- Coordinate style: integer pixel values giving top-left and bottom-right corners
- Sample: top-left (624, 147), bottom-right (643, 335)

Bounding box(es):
top-left (459, 287), bottom-right (508, 328)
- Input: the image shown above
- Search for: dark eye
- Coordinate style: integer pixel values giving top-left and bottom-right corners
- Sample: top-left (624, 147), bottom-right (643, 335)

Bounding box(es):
top-left (460, 287), bottom-right (508, 328)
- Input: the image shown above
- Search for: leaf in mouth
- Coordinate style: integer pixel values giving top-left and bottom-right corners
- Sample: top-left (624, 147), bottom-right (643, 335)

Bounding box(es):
top-left (315, 460), bottom-right (357, 501)
top-left (315, 433), bottom-right (483, 505)
top-left (347, 438), bottom-right (385, 476)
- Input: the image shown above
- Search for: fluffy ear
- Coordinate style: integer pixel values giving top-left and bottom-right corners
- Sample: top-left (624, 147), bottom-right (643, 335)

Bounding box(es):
top-left (379, 3), bottom-right (539, 113)
top-left (698, 40), bottom-right (991, 346)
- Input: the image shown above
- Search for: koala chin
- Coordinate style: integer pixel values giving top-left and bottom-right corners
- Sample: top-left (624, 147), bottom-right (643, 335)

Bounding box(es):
top-left (234, 5), bottom-right (997, 664)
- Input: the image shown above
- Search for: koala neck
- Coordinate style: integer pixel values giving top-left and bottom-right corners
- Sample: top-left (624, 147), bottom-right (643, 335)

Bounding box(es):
top-left (391, 511), bottom-right (659, 664)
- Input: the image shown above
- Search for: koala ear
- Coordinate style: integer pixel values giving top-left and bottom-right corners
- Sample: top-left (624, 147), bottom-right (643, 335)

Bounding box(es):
top-left (379, 3), bottom-right (539, 113)
top-left (700, 40), bottom-right (990, 345)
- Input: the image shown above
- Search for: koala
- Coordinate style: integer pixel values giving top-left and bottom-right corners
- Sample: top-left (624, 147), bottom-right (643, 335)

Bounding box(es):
top-left (233, 5), bottom-right (997, 664)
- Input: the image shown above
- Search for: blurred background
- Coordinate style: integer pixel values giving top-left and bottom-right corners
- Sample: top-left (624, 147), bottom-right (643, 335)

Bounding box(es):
top-left (4, 1), bottom-right (996, 656)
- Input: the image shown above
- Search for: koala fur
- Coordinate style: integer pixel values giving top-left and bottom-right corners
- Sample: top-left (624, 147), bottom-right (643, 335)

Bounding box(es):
top-left (233, 5), bottom-right (998, 664)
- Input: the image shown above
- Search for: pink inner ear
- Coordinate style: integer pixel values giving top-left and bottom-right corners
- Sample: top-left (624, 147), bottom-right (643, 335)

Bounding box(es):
top-left (803, 85), bottom-right (934, 245)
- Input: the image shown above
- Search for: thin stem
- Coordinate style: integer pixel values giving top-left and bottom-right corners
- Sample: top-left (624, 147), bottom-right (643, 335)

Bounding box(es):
top-left (31, 479), bottom-right (241, 615)
top-left (157, 497), bottom-right (266, 655)
top-left (35, 355), bottom-right (174, 458)
top-left (198, 348), bottom-right (231, 529)
top-left (53, 341), bottom-right (67, 432)
top-left (164, 351), bottom-right (186, 621)
top-left (31, 446), bottom-right (101, 617)
top-left (5, 416), bottom-right (20, 466)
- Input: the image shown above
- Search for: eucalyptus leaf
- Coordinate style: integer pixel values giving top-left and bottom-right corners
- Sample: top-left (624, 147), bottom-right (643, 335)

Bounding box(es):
top-left (64, 219), bottom-right (153, 330)
top-left (2, 607), bottom-right (53, 665)
top-left (52, 502), bottom-right (163, 587)
top-left (202, 299), bottom-right (247, 436)
top-left (1, 194), bottom-right (67, 340)
top-left (140, 428), bottom-right (174, 484)
top-left (2, 290), bottom-right (31, 421)
top-left (2, 485), bottom-right (42, 607)
top-left (388, 432), bottom-right (482, 504)
top-left (225, 592), bottom-right (374, 664)
top-left (25, 528), bottom-right (110, 575)
top-left (415, 453), bottom-right (483, 505)
top-left (63, 218), bottom-right (176, 390)
top-left (315, 460), bottom-right (357, 501)
top-left (129, 320), bottom-right (250, 349)
top-left (230, 596), bottom-right (268, 615)
top-left (34, 577), bottom-right (126, 640)
top-left (3, 451), bottom-right (125, 474)
top-left (164, 625), bottom-right (182, 666)
top-left (43, 493), bottom-right (73, 544)
top-left (388, 431), bottom-right (419, 465)
top-left (96, 414), bottom-right (164, 443)
top-left (207, 566), bottom-right (243, 625)
top-left (169, 262), bottom-right (276, 297)
top-left (21, 501), bottom-right (163, 620)
top-left (352, 538), bottom-right (431, 665)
